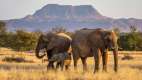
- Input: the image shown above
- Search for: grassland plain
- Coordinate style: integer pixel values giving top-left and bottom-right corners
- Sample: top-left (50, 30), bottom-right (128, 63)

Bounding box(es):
top-left (0, 48), bottom-right (142, 80)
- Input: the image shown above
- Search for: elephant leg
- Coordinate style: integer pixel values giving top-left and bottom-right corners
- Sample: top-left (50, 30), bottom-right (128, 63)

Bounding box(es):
top-left (81, 57), bottom-right (87, 72)
top-left (93, 48), bottom-right (100, 73)
top-left (74, 58), bottom-right (78, 70)
top-left (72, 46), bottom-right (80, 71)
top-left (56, 62), bottom-right (60, 70)
top-left (102, 50), bottom-right (108, 72)
top-left (60, 61), bottom-right (64, 71)
top-left (47, 61), bottom-right (54, 70)
top-left (65, 65), bottom-right (69, 70)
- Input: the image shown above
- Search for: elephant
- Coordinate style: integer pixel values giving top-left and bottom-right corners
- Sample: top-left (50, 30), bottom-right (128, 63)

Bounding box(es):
top-left (35, 32), bottom-right (71, 69)
top-left (72, 28), bottom-right (118, 73)
top-left (48, 52), bottom-right (72, 71)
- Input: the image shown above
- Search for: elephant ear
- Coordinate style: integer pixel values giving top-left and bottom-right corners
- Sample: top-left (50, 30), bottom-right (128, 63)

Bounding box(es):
top-left (104, 30), bottom-right (118, 48)
top-left (104, 30), bottom-right (118, 41)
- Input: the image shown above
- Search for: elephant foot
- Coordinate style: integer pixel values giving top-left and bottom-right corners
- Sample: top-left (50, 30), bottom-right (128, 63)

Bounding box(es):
top-left (94, 71), bottom-right (99, 74)
top-left (102, 69), bottom-right (107, 73)
top-left (65, 66), bottom-right (70, 71)
top-left (94, 68), bottom-right (99, 74)
top-left (102, 67), bottom-right (107, 72)
top-left (47, 65), bottom-right (55, 71)
top-left (114, 68), bottom-right (118, 72)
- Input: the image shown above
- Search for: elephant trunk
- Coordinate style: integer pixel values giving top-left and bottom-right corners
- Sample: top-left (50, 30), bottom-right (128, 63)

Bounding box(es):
top-left (35, 47), bottom-right (46, 59)
top-left (113, 47), bottom-right (118, 72)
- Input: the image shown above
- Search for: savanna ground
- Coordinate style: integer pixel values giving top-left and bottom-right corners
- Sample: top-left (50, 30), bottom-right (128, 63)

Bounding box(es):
top-left (0, 48), bottom-right (142, 80)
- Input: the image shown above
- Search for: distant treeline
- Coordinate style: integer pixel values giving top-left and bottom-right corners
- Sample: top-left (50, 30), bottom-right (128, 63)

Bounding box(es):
top-left (114, 25), bottom-right (142, 51)
top-left (118, 26), bottom-right (142, 51)
top-left (0, 21), bottom-right (142, 51)
top-left (0, 21), bottom-right (40, 51)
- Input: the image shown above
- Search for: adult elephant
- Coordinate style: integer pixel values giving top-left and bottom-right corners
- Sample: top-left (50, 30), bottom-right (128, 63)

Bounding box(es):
top-left (72, 28), bottom-right (118, 73)
top-left (35, 32), bottom-right (71, 69)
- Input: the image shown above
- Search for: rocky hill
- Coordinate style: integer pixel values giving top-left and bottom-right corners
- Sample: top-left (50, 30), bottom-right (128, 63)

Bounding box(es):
top-left (5, 4), bottom-right (142, 32)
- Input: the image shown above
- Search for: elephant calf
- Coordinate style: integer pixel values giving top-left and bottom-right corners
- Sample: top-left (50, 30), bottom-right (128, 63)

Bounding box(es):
top-left (48, 52), bottom-right (71, 71)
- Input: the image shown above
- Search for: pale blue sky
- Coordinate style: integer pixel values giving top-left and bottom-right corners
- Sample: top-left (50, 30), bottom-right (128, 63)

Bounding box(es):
top-left (0, 0), bottom-right (142, 20)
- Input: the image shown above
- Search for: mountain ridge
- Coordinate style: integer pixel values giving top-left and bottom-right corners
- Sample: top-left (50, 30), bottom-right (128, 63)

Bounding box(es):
top-left (5, 4), bottom-right (142, 32)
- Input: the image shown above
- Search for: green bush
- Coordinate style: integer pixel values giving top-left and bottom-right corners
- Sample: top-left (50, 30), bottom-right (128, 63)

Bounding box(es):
top-left (118, 26), bottom-right (142, 51)
top-left (0, 21), bottom-right (40, 51)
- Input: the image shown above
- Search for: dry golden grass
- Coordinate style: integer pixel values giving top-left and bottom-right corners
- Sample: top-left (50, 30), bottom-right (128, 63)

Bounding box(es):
top-left (0, 48), bottom-right (142, 80)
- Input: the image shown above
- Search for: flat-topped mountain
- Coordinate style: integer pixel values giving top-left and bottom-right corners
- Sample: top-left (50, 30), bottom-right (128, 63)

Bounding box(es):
top-left (5, 4), bottom-right (142, 32)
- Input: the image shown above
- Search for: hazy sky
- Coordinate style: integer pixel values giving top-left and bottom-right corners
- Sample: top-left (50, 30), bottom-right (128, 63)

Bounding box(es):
top-left (0, 0), bottom-right (142, 20)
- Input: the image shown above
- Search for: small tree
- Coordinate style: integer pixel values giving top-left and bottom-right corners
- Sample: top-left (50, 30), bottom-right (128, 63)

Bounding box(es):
top-left (128, 25), bottom-right (138, 50)
top-left (11, 29), bottom-right (38, 51)
top-left (0, 21), bottom-right (7, 47)
top-left (0, 21), bottom-right (6, 33)
top-left (129, 25), bottom-right (137, 33)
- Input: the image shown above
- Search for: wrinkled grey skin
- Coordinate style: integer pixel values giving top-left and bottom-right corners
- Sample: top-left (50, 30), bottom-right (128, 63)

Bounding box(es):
top-left (49, 52), bottom-right (71, 70)
top-left (72, 28), bottom-right (118, 73)
top-left (35, 32), bottom-right (71, 69)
